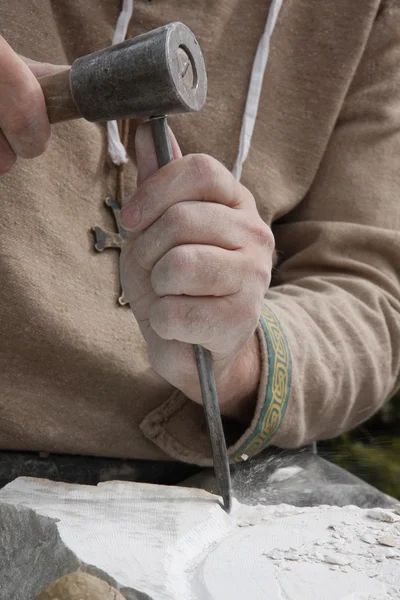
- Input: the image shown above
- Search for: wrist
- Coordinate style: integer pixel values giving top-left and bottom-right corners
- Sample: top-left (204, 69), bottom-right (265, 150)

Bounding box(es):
top-left (216, 331), bottom-right (261, 426)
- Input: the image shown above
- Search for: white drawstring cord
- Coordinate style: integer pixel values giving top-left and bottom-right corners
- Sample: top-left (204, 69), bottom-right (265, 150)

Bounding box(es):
top-left (107, 0), bottom-right (134, 165)
top-left (232, 0), bottom-right (283, 181)
top-left (108, 0), bottom-right (282, 173)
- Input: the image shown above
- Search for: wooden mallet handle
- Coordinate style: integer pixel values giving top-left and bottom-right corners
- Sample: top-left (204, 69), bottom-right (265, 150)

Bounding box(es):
top-left (39, 68), bottom-right (80, 124)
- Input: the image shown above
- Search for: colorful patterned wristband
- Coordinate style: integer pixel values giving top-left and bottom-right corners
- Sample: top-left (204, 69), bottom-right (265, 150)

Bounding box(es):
top-left (232, 304), bottom-right (292, 461)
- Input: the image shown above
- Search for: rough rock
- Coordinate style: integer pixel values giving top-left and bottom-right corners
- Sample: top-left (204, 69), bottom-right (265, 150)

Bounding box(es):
top-left (34, 572), bottom-right (127, 600)
top-left (0, 502), bottom-right (80, 600)
top-left (0, 499), bottom-right (149, 600)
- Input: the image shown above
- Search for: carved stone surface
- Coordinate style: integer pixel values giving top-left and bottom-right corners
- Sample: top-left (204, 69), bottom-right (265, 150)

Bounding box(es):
top-left (0, 477), bottom-right (399, 600)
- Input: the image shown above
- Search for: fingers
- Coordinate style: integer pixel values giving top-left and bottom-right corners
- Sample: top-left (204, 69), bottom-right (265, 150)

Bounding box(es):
top-left (136, 121), bottom-right (182, 185)
top-left (0, 36), bottom-right (50, 162)
top-left (120, 152), bottom-right (255, 235)
top-left (149, 293), bottom-right (263, 351)
top-left (132, 201), bottom-right (246, 271)
top-left (142, 329), bottom-right (199, 393)
top-left (121, 121), bottom-right (274, 362)
top-left (151, 245), bottom-right (247, 297)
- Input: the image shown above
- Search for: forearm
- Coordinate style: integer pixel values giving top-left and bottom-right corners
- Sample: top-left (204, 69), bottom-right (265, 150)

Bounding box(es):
top-left (267, 265), bottom-right (400, 448)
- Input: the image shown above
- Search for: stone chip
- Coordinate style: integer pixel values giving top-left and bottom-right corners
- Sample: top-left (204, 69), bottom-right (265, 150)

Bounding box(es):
top-left (367, 509), bottom-right (400, 524)
top-left (378, 535), bottom-right (397, 548)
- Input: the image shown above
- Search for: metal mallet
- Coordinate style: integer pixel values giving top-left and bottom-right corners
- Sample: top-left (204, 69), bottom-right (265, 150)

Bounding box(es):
top-left (39, 22), bottom-right (232, 513)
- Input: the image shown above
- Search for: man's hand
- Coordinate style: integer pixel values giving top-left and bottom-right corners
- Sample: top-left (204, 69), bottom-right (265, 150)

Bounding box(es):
top-left (120, 123), bottom-right (274, 423)
top-left (0, 36), bottom-right (67, 175)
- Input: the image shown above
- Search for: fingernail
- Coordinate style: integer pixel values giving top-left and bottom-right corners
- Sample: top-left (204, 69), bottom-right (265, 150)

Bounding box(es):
top-left (120, 200), bottom-right (141, 230)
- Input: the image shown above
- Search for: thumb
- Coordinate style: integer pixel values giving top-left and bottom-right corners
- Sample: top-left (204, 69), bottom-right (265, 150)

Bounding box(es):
top-left (135, 121), bottom-right (182, 186)
top-left (19, 55), bottom-right (70, 79)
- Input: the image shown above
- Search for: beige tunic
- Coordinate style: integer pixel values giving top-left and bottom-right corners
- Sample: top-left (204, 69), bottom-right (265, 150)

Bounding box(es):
top-left (0, 0), bottom-right (399, 464)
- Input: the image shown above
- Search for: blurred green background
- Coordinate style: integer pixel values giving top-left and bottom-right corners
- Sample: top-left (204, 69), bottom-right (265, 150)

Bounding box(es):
top-left (319, 393), bottom-right (400, 500)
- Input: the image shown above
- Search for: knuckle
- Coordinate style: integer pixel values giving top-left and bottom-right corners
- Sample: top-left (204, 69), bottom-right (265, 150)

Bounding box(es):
top-left (187, 153), bottom-right (218, 187)
top-left (241, 185), bottom-right (257, 207)
top-left (151, 245), bottom-right (199, 297)
top-left (251, 220), bottom-right (275, 251)
top-left (168, 245), bottom-right (193, 275)
top-left (166, 202), bottom-right (192, 234)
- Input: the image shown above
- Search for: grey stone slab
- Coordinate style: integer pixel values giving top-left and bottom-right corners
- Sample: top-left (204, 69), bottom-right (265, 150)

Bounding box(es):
top-left (182, 449), bottom-right (397, 508)
top-left (0, 501), bottom-right (150, 600)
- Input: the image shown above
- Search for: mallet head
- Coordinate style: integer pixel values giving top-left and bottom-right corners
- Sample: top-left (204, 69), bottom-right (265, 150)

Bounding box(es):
top-left (40, 22), bottom-right (207, 124)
